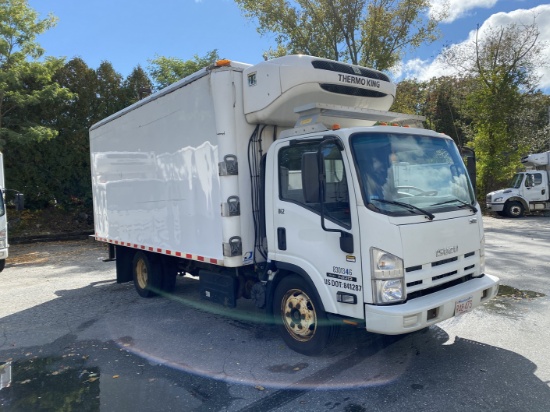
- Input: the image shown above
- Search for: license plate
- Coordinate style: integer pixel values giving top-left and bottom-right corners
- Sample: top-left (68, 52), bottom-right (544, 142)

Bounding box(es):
top-left (455, 296), bottom-right (473, 315)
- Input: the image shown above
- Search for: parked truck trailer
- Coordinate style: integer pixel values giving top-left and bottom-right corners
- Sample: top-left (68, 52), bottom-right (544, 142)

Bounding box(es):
top-left (90, 55), bottom-right (499, 355)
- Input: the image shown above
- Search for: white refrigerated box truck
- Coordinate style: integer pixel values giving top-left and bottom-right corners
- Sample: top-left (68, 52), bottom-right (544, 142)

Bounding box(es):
top-left (90, 55), bottom-right (499, 355)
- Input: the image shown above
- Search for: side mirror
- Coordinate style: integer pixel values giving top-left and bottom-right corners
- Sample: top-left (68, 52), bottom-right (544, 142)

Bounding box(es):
top-left (302, 152), bottom-right (322, 203)
top-left (15, 193), bottom-right (24, 211)
top-left (461, 147), bottom-right (476, 195)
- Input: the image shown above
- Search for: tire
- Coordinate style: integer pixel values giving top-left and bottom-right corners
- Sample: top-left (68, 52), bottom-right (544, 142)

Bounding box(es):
top-left (0, 259), bottom-right (5, 273)
top-left (273, 275), bottom-right (339, 356)
top-left (504, 201), bottom-right (524, 218)
top-left (132, 251), bottom-right (162, 298)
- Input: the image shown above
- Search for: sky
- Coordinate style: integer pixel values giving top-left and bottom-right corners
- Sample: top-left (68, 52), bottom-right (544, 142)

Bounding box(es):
top-left (28, 0), bottom-right (550, 91)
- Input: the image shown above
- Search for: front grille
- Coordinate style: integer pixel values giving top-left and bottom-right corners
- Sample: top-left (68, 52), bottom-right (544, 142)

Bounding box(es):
top-left (404, 250), bottom-right (480, 301)
top-left (320, 84), bottom-right (387, 98)
top-left (312, 60), bottom-right (390, 82)
top-left (432, 270), bottom-right (458, 281)
top-left (432, 256), bottom-right (458, 267)
top-left (406, 275), bottom-right (475, 301)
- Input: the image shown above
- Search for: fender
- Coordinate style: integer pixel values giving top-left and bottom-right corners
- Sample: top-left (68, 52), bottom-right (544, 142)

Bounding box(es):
top-left (267, 261), bottom-right (331, 316)
top-left (505, 196), bottom-right (529, 210)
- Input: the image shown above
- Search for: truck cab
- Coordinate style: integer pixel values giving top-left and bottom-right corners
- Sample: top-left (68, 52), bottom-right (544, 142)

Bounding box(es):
top-left (264, 120), bottom-right (499, 353)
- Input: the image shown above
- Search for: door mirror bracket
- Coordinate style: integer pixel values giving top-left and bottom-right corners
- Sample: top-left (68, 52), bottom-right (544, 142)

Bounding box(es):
top-left (302, 138), bottom-right (353, 254)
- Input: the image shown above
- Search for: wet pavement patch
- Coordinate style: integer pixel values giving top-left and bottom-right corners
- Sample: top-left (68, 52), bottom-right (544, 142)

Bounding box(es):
top-left (497, 285), bottom-right (546, 299)
top-left (0, 355), bottom-right (100, 411)
top-left (0, 336), bottom-right (239, 411)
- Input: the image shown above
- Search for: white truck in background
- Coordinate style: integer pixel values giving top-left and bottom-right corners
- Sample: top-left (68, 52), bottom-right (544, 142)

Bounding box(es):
top-left (0, 153), bottom-right (24, 272)
top-left (486, 151), bottom-right (550, 218)
top-left (0, 153), bottom-right (7, 272)
top-left (90, 55), bottom-right (499, 355)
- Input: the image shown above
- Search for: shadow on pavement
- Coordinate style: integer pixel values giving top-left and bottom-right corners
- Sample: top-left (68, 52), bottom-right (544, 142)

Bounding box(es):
top-left (1, 274), bottom-right (549, 411)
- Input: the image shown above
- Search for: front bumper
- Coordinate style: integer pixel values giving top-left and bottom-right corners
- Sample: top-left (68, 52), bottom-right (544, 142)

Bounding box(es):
top-left (364, 273), bottom-right (499, 334)
top-left (486, 203), bottom-right (504, 212)
top-left (0, 248), bottom-right (7, 260)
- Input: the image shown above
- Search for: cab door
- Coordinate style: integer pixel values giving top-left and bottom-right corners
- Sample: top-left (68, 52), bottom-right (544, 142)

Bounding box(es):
top-left (269, 137), bottom-right (364, 319)
top-left (524, 172), bottom-right (547, 202)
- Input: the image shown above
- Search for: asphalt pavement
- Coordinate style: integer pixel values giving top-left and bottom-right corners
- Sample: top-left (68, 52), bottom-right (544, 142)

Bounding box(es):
top-left (0, 215), bottom-right (549, 411)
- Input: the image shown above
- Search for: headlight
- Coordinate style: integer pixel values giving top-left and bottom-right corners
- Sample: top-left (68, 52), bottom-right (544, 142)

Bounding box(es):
top-left (371, 248), bottom-right (403, 279)
top-left (371, 248), bottom-right (405, 303)
top-left (374, 279), bottom-right (404, 302)
top-left (493, 197), bottom-right (503, 203)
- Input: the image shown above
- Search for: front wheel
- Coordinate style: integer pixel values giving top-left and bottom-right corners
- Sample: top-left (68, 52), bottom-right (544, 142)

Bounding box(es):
top-left (504, 201), bottom-right (524, 218)
top-left (273, 275), bottom-right (338, 356)
top-left (0, 259), bottom-right (5, 272)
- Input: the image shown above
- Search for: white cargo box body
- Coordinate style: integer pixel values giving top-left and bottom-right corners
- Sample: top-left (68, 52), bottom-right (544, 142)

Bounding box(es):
top-left (90, 55), bottom-right (396, 268)
top-left (90, 63), bottom-right (260, 267)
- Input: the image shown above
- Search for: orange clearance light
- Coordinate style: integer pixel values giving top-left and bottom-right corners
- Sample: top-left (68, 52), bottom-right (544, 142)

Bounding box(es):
top-left (392, 123), bottom-right (399, 126)
top-left (332, 124), bottom-right (341, 130)
top-left (215, 59), bottom-right (231, 67)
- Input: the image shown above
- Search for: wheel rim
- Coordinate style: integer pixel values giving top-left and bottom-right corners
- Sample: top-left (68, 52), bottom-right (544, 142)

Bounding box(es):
top-left (280, 288), bottom-right (317, 342)
top-left (510, 205), bottom-right (522, 216)
top-left (136, 258), bottom-right (148, 290)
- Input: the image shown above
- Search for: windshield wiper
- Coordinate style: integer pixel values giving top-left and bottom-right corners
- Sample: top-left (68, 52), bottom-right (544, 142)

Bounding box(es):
top-left (370, 198), bottom-right (435, 221)
top-left (431, 198), bottom-right (478, 214)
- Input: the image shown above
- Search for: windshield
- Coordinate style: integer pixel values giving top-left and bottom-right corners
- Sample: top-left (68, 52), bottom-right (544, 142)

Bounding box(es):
top-left (511, 173), bottom-right (524, 189)
top-left (350, 132), bottom-right (476, 217)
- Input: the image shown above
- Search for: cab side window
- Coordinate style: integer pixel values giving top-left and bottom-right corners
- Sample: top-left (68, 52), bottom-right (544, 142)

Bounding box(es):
top-left (279, 142), bottom-right (351, 228)
top-left (526, 173), bottom-right (542, 187)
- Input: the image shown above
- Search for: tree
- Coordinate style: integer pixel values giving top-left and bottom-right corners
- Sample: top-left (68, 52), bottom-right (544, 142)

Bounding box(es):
top-left (392, 77), bottom-right (476, 151)
top-left (122, 65), bottom-right (153, 105)
top-left (235, 0), bottom-right (444, 70)
top-left (512, 91), bottom-right (550, 154)
top-left (148, 50), bottom-right (219, 90)
top-left (0, 0), bottom-right (71, 147)
top-left (4, 58), bottom-right (135, 209)
top-left (443, 18), bottom-right (547, 196)
top-left (391, 78), bottom-right (426, 115)
top-left (5, 58), bottom-right (96, 208)
top-left (95, 61), bottom-right (126, 118)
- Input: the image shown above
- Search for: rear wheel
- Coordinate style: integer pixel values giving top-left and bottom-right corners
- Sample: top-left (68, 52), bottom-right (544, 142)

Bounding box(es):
top-left (273, 275), bottom-right (338, 356)
top-left (132, 251), bottom-right (162, 297)
top-left (504, 201), bottom-right (524, 218)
